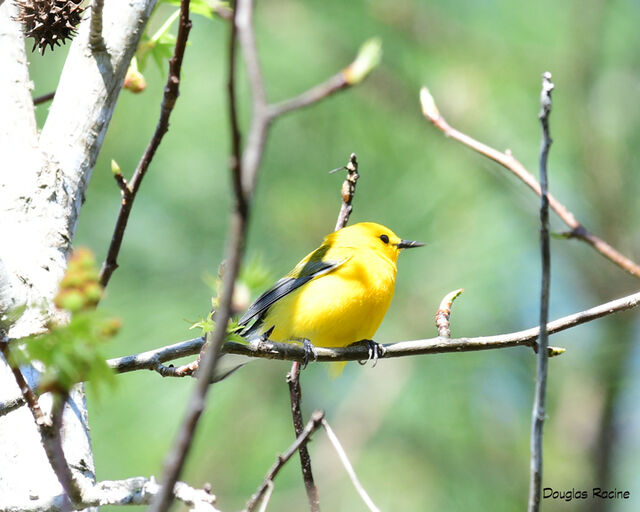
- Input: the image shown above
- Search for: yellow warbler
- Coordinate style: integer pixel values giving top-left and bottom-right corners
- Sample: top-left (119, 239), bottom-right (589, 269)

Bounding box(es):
top-left (238, 222), bottom-right (423, 366)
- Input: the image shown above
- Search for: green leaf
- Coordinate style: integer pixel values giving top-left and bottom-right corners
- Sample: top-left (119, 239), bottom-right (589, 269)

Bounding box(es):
top-left (11, 311), bottom-right (119, 396)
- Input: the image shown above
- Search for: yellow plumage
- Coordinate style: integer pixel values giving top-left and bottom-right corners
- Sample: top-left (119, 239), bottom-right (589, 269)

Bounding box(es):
top-left (239, 222), bottom-right (423, 364)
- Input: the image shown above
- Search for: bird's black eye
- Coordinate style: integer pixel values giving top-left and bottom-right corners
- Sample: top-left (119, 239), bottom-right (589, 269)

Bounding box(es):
top-left (380, 234), bottom-right (389, 244)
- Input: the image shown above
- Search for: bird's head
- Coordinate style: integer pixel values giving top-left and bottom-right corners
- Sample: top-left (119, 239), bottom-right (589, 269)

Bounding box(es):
top-left (329, 222), bottom-right (424, 263)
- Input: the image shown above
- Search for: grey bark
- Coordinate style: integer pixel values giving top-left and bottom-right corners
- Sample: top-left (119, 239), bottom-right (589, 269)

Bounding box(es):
top-left (0, 0), bottom-right (156, 508)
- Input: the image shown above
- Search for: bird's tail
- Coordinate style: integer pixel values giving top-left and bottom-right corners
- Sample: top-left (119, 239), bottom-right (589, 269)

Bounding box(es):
top-left (211, 353), bottom-right (253, 382)
top-left (328, 361), bottom-right (347, 378)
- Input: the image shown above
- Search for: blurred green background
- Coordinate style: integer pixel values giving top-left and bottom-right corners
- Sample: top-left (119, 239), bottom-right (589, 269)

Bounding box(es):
top-left (29, 0), bottom-right (639, 510)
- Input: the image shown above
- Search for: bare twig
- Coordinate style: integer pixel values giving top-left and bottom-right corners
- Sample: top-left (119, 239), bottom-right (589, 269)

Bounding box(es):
top-left (99, 0), bottom-right (193, 288)
top-left (0, 341), bottom-right (48, 425)
top-left (47, 393), bottom-right (82, 508)
top-left (149, 2), bottom-right (248, 510)
top-left (419, 87), bottom-right (640, 279)
top-left (333, 153), bottom-right (359, 232)
top-left (528, 71), bottom-right (554, 512)
top-left (322, 419), bottom-right (380, 512)
top-left (33, 91), bottom-right (55, 105)
top-left (267, 38), bottom-right (382, 121)
top-left (245, 411), bottom-right (325, 512)
top-left (89, 0), bottom-right (106, 52)
top-left (287, 362), bottom-right (321, 512)
top-left (435, 288), bottom-right (464, 338)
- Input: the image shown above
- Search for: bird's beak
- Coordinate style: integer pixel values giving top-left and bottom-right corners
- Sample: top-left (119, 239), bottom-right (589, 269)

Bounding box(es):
top-left (396, 239), bottom-right (425, 249)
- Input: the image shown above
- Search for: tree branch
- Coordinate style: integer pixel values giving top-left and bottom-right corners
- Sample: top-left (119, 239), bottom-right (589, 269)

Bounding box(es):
top-left (0, 475), bottom-right (219, 512)
top-left (33, 91), bottom-right (55, 106)
top-left (333, 153), bottom-right (359, 232)
top-left (89, 0), bottom-right (106, 52)
top-left (245, 411), bottom-right (325, 512)
top-left (149, 2), bottom-right (249, 509)
top-left (321, 418), bottom-right (380, 512)
top-left (129, 288), bottom-right (640, 364)
top-left (419, 86), bottom-right (640, 279)
top-left (286, 362), bottom-right (320, 511)
top-left (528, 71), bottom-right (554, 512)
top-left (4, 289), bottom-right (640, 418)
top-left (267, 38), bottom-right (382, 121)
top-left (99, 0), bottom-right (192, 288)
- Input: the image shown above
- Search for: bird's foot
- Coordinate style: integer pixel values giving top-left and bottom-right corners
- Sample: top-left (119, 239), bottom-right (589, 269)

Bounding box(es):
top-left (356, 339), bottom-right (384, 367)
top-left (300, 338), bottom-right (318, 369)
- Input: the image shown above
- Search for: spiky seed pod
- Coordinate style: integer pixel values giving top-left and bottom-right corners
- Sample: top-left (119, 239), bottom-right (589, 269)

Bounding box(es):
top-left (14, 0), bottom-right (84, 55)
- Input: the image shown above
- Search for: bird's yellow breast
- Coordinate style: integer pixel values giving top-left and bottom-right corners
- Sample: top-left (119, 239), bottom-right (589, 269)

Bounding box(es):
top-left (262, 249), bottom-right (397, 348)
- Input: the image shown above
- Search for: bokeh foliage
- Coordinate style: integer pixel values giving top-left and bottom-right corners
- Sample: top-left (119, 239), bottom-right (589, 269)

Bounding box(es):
top-left (29, 0), bottom-right (640, 510)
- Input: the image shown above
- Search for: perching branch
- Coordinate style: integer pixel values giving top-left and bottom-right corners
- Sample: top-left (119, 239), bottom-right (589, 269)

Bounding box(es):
top-left (419, 87), bottom-right (640, 279)
top-left (245, 411), bottom-right (325, 512)
top-left (528, 71), bottom-right (554, 512)
top-left (4, 289), bottom-right (640, 418)
top-left (120, 288), bottom-right (640, 364)
top-left (99, 0), bottom-right (193, 288)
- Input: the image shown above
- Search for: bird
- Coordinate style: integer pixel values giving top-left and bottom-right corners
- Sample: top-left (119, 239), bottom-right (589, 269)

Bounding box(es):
top-left (232, 221), bottom-right (423, 373)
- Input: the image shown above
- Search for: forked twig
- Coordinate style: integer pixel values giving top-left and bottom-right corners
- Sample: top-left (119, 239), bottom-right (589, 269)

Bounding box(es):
top-left (420, 87), bottom-right (640, 279)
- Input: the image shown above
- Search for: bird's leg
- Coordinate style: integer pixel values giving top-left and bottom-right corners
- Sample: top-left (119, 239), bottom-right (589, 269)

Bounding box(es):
top-left (356, 339), bottom-right (384, 367)
top-left (293, 338), bottom-right (318, 369)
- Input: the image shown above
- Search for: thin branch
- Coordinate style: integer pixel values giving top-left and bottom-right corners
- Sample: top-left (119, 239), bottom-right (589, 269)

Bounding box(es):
top-left (1, 475), bottom-right (219, 512)
top-left (0, 341), bottom-right (48, 425)
top-left (149, 2), bottom-right (248, 510)
top-left (4, 290), bottom-right (640, 418)
top-left (333, 153), bottom-right (359, 231)
top-left (267, 38), bottom-right (382, 121)
top-left (528, 71), bottom-right (554, 512)
top-left (89, 0), bottom-right (106, 52)
top-left (245, 411), bottom-right (325, 512)
top-left (98, 288), bottom-right (640, 365)
top-left (267, 73), bottom-right (349, 120)
top-left (47, 393), bottom-right (82, 508)
top-left (435, 288), bottom-right (464, 338)
top-left (33, 91), bottom-right (55, 105)
top-left (287, 362), bottom-right (321, 512)
top-left (236, 0), bottom-right (269, 198)
top-left (419, 87), bottom-right (640, 279)
top-left (99, 0), bottom-right (193, 288)
top-left (256, 481), bottom-right (274, 512)
top-left (322, 419), bottom-right (380, 512)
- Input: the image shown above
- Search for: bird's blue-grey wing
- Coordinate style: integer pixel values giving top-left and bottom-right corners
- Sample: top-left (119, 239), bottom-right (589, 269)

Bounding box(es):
top-left (238, 257), bottom-right (346, 333)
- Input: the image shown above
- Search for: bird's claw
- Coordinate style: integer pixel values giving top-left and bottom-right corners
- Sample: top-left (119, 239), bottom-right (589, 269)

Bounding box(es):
top-left (260, 325), bottom-right (275, 342)
top-left (357, 340), bottom-right (383, 367)
top-left (301, 338), bottom-right (318, 369)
